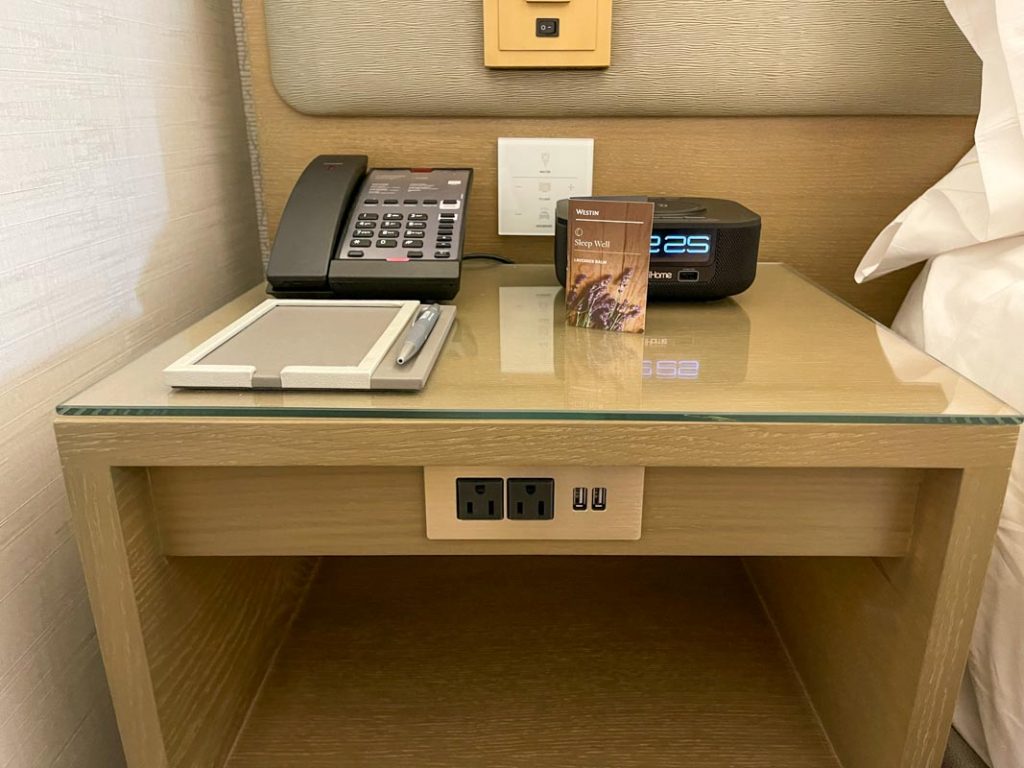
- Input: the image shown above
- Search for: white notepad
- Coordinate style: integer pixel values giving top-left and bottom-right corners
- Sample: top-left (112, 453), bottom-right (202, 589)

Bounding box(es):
top-left (163, 299), bottom-right (454, 391)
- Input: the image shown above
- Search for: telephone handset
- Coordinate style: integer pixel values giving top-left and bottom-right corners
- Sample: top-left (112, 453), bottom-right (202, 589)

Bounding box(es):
top-left (267, 155), bottom-right (472, 300)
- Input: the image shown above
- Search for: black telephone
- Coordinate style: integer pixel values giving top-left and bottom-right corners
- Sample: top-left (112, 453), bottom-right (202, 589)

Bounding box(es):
top-left (266, 155), bottom-right (473, 300)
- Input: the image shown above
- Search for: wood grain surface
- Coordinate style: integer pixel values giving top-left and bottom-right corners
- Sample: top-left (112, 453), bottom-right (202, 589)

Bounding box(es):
top-left (61, 461), bottom-right (316, 768)
top-left (55, 418), bottom-right (1020, 470)
top-left (148, 465), bottom-right (920, 557)
top-left (747, 467), bottom-right (1011, 768)
top-left (241, 0), bottom-right (978, 322)
top-left (225, 557), bottom-right (839, 768)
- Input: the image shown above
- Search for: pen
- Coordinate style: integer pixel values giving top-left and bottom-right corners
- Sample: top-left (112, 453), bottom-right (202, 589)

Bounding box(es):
top-left (396, 304), bottom-right (441, 365)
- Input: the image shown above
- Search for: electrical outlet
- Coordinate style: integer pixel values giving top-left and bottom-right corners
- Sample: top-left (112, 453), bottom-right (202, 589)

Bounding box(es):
top-left (507, 478), bottom-right (555, 520)
top-left (424, 466), bottom-right (644, 540)
top-left (456, 478), bottom-right (504, 520)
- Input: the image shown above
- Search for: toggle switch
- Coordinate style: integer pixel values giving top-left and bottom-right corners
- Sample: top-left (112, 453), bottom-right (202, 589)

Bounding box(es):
top-left (536, 18), bottom-right (560, 37)
top-left (483, 0), bottom-right (612, 69)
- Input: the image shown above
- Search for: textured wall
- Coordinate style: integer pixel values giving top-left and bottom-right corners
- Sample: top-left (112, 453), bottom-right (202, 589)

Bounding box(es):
top-left (263, 0), bottom-right (981, 117)
top-left (0, 2), bottom-right (260, 766)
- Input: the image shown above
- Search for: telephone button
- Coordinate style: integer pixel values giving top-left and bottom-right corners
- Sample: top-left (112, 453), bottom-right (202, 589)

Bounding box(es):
top-left (408, 251), bottom-right (424, 258)
top-left (377, 238), bottom-right (398, 248)
top-left (408, 213), bottom-right (428, 221)
top-left (423, 199), bottom-right (438, 205)
top-left (403, 199), bottom-right (417, 205)
top-left (434, 251), bottom-right (452, 259)
top-left (380, 222), bottom-right (401, 231)
top-left (402, 239), bottom-right (424, 248)
top-left (436, 234), bottom-right (453, 241)
top-left (350, 239), bottom-right (372, 247)
top-left (363, 199), bottom-right (379, 205)
top-left (357, 213), bottom-right (378, 220)
top-left (384, 199), bottom-right (399, 205)
top-left (404, 231), bottom-right (423, 239)
top-left (347, 250), bottom-right (364, 258)
top-left (406, 221), bottom-right (426, 230)
top-left (383, 212), bottom-right (403, 220)
top-left (354, 229), bottom-right (375, 238)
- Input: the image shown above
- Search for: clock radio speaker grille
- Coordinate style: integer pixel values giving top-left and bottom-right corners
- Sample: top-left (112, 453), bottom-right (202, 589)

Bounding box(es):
top-left (703, 224), bottom-right (760, 299)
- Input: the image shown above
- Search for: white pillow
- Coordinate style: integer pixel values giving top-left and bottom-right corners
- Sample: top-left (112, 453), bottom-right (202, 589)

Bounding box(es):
top-left (855, 0), bottom-right (1024, 285)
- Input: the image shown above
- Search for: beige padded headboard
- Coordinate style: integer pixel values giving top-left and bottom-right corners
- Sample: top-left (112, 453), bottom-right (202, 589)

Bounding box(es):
top-left (239, 0), bottom-right (978, 323)
top-left (263, 0), bottom-right (980, 117)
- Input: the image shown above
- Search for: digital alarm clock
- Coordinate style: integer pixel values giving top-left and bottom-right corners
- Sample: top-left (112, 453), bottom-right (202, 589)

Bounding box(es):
top-left (554, 196), bottom-right (761, 301)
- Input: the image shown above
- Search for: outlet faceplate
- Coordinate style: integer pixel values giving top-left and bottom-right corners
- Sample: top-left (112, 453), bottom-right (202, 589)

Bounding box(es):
top-left (424, 466), bottom-right (644, 540)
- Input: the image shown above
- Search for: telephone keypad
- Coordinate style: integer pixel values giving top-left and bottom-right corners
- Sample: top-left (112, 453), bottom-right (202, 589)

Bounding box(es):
top-left (338, 168), bottom-right (470, 262)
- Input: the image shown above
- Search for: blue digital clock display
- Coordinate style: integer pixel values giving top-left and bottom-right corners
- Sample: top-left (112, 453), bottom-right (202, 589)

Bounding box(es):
top-left (650, 229), bottom-right (716, 263)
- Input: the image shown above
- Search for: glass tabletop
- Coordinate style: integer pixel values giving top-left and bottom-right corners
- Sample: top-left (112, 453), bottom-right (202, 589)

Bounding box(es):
top-left (57, 263), bottom-right (1020, 424)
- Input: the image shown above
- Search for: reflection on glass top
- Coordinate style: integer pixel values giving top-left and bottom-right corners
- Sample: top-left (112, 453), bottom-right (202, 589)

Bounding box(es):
top-left (57, 264), bottom-right (1020, 424)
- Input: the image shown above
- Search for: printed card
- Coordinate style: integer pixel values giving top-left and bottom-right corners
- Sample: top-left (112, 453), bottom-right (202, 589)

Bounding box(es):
top-left (566, 199), bottom-right (654, 333)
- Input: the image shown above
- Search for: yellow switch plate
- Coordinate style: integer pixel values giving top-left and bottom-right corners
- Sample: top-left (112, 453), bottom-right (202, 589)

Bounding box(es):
top-left (483, 0), bottom-right (612, 69)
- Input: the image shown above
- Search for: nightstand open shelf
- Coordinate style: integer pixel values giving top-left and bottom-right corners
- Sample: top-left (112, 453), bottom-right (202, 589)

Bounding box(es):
top-left (226, 557), bottom-right (838, 768)
top-left (56, 265), bottom-right (1020, 768)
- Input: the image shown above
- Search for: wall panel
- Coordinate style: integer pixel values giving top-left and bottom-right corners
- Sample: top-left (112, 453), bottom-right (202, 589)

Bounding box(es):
top-left (263, 0), bottom-right (980, 117)
top-left (241, 0), bottom-right (976, 322)
top-left (0, 2), bottom-right (261, 765)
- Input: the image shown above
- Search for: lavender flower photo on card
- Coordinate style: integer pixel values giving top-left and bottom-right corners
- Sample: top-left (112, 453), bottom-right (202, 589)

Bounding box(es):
top-left (565, 199), bottom-right (654, 334)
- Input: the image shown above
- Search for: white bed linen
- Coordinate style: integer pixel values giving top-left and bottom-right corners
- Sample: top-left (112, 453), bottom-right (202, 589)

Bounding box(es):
top-left (853, 1), bottom-right (1024, 765)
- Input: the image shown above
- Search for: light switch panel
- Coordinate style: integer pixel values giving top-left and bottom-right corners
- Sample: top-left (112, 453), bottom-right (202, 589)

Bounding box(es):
top-left (483, 0), bottom-right (613, 69)
top-left (497, 137), bottom-right (594, 236)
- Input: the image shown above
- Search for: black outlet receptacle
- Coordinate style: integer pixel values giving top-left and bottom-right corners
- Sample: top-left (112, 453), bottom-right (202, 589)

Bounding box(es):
top-left (456, 478), bottom-right (504, 520)
top-left (507, 478), bottom-right (555, 520)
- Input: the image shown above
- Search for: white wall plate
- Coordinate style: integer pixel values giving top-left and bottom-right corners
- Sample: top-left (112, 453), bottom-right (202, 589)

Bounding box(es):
top-left (497, 137), bottom-right (594, 236)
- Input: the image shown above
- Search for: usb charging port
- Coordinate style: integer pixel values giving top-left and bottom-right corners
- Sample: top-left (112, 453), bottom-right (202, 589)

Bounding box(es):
top-left (678, 270), bottom-right (700, 282)
top-left (592, 487), bottom-right (608, 511)
top-left (572, 487), bottom-right (588, 510)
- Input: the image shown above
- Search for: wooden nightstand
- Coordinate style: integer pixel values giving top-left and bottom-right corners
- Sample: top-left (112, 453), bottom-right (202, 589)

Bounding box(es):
top-left (56, 263), bottom-right (1019, 768)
